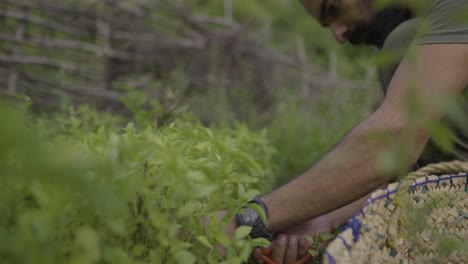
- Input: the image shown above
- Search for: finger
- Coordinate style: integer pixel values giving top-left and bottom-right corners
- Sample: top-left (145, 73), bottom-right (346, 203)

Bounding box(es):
top-left (271, 234), bottom-right (288, 263)
top-left (253, 248), bottom-right (264, 264)
top-left (261, 248), bottom-right (273, 256)
top-left (262, 256), bottom-right (276, 264)
top-left (297, 254), bottom-right (313, 264)
top-left (298, 237), bottom-right (310, 258)
top-left (284, 235), bottom-right (298, 264)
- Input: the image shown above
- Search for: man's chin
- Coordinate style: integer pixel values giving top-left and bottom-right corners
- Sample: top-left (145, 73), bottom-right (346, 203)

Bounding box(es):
top-left (346, 30), bottom-right (389, 47)
top-left (347, 38), bottom-right (366, 46)
top-left (346, 34), bottom-right (373, 46)
top-left (348, 39), bottom-right (377, 47)
top-left (344, 5), bottom-right (414, 48)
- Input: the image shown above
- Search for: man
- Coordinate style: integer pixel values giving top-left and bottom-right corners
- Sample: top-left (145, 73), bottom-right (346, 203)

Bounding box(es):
top-left (222, 0), bottom-right (468, 263)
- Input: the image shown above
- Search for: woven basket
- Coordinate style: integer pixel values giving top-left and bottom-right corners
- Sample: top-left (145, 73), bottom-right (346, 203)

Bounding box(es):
top-left (323, 161), bottom-right (468, 264)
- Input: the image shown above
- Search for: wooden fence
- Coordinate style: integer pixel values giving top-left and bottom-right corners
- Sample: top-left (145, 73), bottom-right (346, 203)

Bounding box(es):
top-left (0, 0), bottom-right (370, 112)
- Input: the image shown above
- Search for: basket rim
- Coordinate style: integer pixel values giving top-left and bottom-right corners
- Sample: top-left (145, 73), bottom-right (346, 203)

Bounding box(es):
top-left (323, 160), bottom-right (468, 264)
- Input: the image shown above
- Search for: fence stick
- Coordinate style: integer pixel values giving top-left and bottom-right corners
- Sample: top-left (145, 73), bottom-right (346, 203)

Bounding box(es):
top-left (7, 6), bottom-right (27, 94)
top-left (296, 36), bottom-right (310, 98)
top-left (224, 0), bottom-right (232, 23)
top-left (97, 3), bottom-right (113, 90)
top-left (328, 51), bottom-right (338, 82)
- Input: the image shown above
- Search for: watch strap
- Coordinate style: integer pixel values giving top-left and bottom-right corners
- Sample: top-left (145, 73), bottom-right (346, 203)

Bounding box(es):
top-left (235, 197), bottom-right (272, 240)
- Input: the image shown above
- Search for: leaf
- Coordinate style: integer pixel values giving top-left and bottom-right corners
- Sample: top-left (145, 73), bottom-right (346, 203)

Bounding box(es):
top-left (177, 201), bottom-right (201, 217)
top-left (215, 231), bottom-right (231, 247)
top-left (437, 236), bottom-right (460, 257)
top-left (172, 249), bottom-right (196, 264)
top-left (251, 237), bottom-right (271, 248)
top-left (304, 235), bottom-right (315, 244)
top-left (427, 123), bottom-right (454, 153)
top-left (240, 189), bottom-right (261, 201)
top-left (192, 185), bottom-right (217, 198)
top-left (308, 249), bottom-right (319, 256)
top-left (75, 227), bottom-right (100, 262)
top-left (238, 183), bottom-right (246, 196)
top-left (130, 243), bottom-right (147, 257)
top-left (247, 203), bottom-right (267, 226)
top-left (102, 247), bottom-right (133, 264)
top-left (196, 236), bottom-right (214, 250)
top-left (320, 233), bottom-right (336, 241)
top-left (234, 226), bottom-right (252, 239)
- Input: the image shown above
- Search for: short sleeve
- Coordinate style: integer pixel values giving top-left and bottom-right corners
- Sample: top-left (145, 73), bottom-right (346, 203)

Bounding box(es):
top-left (412, 0), bottom-right (468, 45)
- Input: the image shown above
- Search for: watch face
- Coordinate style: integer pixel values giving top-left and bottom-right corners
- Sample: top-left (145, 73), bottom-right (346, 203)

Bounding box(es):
top-left (243, 207), bottom-right (258, 224)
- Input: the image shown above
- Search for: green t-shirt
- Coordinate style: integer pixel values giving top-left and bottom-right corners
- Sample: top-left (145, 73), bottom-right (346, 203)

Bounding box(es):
top-left (412, 0), bottom-right (468, 45)
top-left (378, 0), bottom-right (468, 166)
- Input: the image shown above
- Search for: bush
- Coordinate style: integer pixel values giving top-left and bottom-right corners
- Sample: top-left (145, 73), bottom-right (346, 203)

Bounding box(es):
top-left (267, 87), bottom-right (375, 186)
top-left (0, 104), bottom-right (276, 264)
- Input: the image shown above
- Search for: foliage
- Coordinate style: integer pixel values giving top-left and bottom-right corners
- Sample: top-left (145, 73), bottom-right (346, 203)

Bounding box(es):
top-left (306, 230), bottom-right (339, 264)
top-left (2, 1), bottom-right (466, 263)
top-left (0, 103), bottom-right (276, 264)
top-left (267, 87), bottom-right (376, 186)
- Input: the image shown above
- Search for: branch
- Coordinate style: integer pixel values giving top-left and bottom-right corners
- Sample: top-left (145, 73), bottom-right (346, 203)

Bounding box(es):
top-left (0, 34), bottom-right (131, 60)
top-left (0, 55), bottom-right (78, 72)
top-left (5, 0), bottom-right (98, 18)
top-left (19, 71), bottom-right (122, 100)
top-left (0, 10), bottom-right (88, 37)
top-left (113, 31), bottom-right (206, 50)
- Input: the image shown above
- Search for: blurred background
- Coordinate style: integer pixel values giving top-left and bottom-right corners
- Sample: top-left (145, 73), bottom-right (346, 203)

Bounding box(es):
top-left (3, 2), bottom-right (468, 263)
top-left (0, 0), bottom-right (381, 185)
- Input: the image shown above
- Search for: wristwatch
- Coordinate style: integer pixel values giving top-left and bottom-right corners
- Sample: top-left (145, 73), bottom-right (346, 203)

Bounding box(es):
top-left (235, 196), bottom-right (272, 240)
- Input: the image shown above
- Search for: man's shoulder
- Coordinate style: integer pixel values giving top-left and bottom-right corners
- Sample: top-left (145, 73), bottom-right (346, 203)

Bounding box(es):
top-left (382, 19), bottom-right (419, 51)
top-left (410, 0), bottom-right (468, 45)
top-left (428, 0), bottom-right (467, 10)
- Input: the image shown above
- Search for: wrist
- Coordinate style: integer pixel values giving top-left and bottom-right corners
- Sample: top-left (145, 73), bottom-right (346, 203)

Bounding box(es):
top-left (235, 196), bottom-right (272, 240)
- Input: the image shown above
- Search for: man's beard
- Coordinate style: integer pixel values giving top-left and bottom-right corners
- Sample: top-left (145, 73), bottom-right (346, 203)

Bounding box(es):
top-left (345, 5), bottom-right (413, 48)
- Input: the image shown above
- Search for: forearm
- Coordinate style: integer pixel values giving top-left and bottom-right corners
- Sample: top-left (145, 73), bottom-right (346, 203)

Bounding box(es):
top-left (262, 115), bottom-right (428, 233)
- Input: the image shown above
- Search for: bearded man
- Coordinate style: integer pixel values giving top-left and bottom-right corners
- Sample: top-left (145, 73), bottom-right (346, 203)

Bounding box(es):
top-left (218, 0), bottom-right (468, 263)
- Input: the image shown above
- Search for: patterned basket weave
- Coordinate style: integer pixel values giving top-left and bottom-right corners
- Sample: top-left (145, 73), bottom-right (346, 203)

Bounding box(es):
top-left (323, 161), bottom-right (468, 264)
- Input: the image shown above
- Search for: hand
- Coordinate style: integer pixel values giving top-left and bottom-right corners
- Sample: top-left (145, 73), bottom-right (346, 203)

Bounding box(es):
top-left (212, 210), bottom-right (238, 239)
top-left (199, 210), bottom-right (238, 256)
top-left (251, 216), bottom-right (333, 264)
top-left (252, 234), bottom-right (311, 264)
top-left (199, 210), bottom-right (238, 238)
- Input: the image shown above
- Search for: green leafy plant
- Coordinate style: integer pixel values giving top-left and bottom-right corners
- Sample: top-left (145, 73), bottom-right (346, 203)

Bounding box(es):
top-left (305, 229), bottom-right (339, 264)
top-left (0, 102), bottom-right (276, 264)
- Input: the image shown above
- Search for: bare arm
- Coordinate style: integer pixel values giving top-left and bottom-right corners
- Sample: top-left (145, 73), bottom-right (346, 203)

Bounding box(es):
top-left (262, 44), bottom-right (468, 233)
